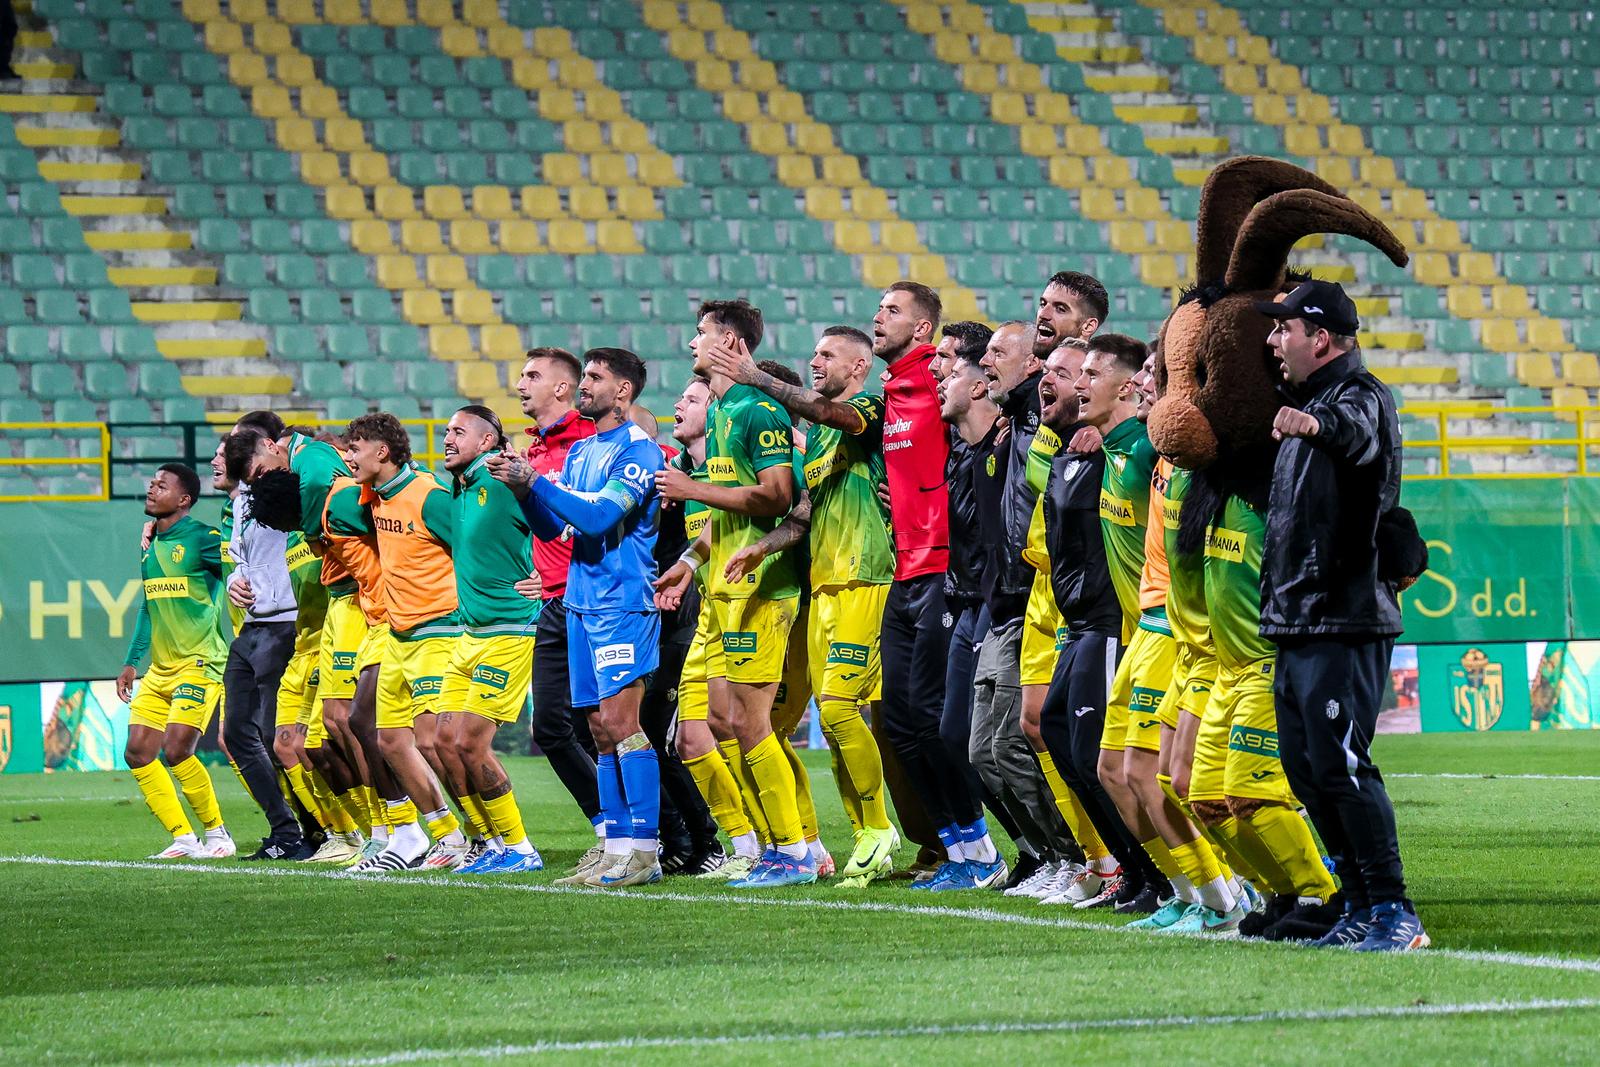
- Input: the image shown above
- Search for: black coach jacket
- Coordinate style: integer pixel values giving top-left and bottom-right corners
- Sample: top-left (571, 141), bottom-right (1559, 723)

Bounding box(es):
top-left (944, 426), bottom-right (987, 608)
top-left (1043, 425), bottom-right (1123, 637)
top-left (1260, 348), bottom-right (1404, 639)
top-left (991, 371), bottom-right (1044, 603)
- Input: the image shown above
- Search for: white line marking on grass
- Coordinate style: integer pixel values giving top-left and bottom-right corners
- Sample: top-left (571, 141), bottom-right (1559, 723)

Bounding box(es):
top-left (240, 998), bottom-right (1600, 1066)
top-left (1389, 772), bottom-right (1600, 782)
top-left (5, 855), bottom-right (1600, 978)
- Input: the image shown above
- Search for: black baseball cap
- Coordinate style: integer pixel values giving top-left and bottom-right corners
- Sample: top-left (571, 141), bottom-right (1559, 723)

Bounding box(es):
top-left (1252, 280), bottom-right (1359, 336)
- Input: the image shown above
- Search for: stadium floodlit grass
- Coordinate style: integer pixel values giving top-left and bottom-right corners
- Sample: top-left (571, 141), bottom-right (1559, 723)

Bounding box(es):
top-left (3, 732), bottom-right (1599, 1065)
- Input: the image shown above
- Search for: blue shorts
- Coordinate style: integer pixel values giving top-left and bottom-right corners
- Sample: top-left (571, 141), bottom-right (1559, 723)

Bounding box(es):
top-left (567, 609), bottom-right (660, 706)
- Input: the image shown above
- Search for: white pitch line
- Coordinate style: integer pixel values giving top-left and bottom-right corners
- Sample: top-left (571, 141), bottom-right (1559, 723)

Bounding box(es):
top-left (5, 855), bottom-right (1600, 978)
top-left (1388, 772), bottom-right (1600, 781)
top-left (242, 997), bottom-right (1600, 1067)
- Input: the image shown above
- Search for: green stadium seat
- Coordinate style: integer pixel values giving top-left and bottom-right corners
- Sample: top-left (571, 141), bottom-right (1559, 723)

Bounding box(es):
top-left (29, 364), bottom-right (77, 399)
top-left (84, 361), bottom-right (127, 401)
top-left (352, 291), bottom-right (400, 324)
top-left (300, 362), bottom-right (346, 398)
top-left (89, 290), bottom-right (136, 324)
top-left (299, 290), bottom-right (345, 325)
top-left (378, 326), bottom-right (424, 359)
top-left (248, 290), bottom-right (294, 325)
top-left (35, 291), bottom-right (83, 324)
top-left (299, 220), bottom-right (344, 255)
top-left (353, 362), bottom-right (402, 396)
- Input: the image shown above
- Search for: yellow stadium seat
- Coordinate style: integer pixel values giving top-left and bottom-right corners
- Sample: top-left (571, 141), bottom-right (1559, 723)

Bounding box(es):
top-left (532, 27), bottom-right (572, 56)
top-left (1153, 220), bottom-right (1191, 252)
top-left (323, 0), bottom-right (362, 25)
top-left (204, 20), bottom-right (243, 53)
top-left (449, 219), bottom-right (495, 254)
top-left (565, 121), bottom-right (604, 154)
top-left (614, 186), bottom-right (659, 219)
top-left (1483, 320), bottom-right (1528, 353)
top-left (859, 254), bottom-right (902, 290)
top-left (497, 220), bottom-right (542, 254)
top-left (276, 0), bottom-right (317, 22)
top-left (1063, 126), bottom-right (1104, 156)
top-left (1310, 156), bottom-right (1355, 188)
top-left (1562, 352), bottom-right (1600, 387)
top-left (402, 221), bottom-right (447, 255)
top-left (804, 188), bottom-right (845, 219)
top-left (962, 63), bottom-right (999, 96)
top-left (1050, 157), bottom-right (1088, 188)
top-left (1253, 95), bottom-right (1290, 125)
top-left (1410, 252), bottom-right (1453, 287)
top-left (416, 0), bottom-right (453, 25)
top-left (324, 185), bottom-right (370, 219)
top-left (765, 89), bottom-right (806, 123)
top-left (1456, 252), bottom-right (1497, 286)
top-left (323, 118), bottom-right (366, 153)
top-left (1515, 352), bottom-right (1557, 384)
top-left (1265, 65), bottom-right (1303, 94)
top-left (1110, 220), bottom-right (1154, 253)
top-left (607, 122), bottom-right (650, 155)
top-left (426, 256), bottom-right (469, 289)
top-left (1357, 157), bottom-right (1397, 186)
top-left (423, 186), bottom-right (469, 220)
top-left (667, 28), bottom-right (707, 60)
top-left (228, 53), bottom-right (269, 86)
top-left (275, 54), bottom-right (315, 87)
top-left (520, 186), bottom-right (564, 220)
top-left (1446, 286), bottom-right (1488, 318)
top-left (851, 188), bottom-right (893, 221)
top-left (1347, 187), bottom-right (1384, 216)
top-left (1090, 157), bottom-right (1133, 187)
top-left (511, 56), bottom-right (553, 87)
top-left (596, 219), bottom-right (642, 253)
top-left (1034, 94), bottom-right (1072, 125)
top-left (989, 92), bottom-right (1028, 126)
top-left (794, 124), bottom-right (834, 156)
top-left (1221, 66), bottom-right (1260, 96)
top-left (635, 155), bottom-right (678, 187)
top-left (1019, 125), bottom-right (1058, 155)
top-left (907, 254), bottom-right (951, 286)
top-left (182, 0), bottom-right (219, 20)
top-left (1490, 286), bottom-right (1533, 317)
top-left (436, 22), bottom-right (480, 54)
top-left (349, 219), bottom-right (395, 254)
top-left (591, 154), bottom-right (635, 187)
top-left (547, 219), bottom-right (593, 254)
top-left (299, 86), bottom-right (341, 120)
top-left (370, 0), bottom-right (408, 25)
top-left (348, 152), bottom-right (392, 185)
top-left (1550, 385), bottom-right (1589, 419)
top-left (542, 154), bottom-right (585, 186)
top-left (1139, 255), bottom-right (1182, 289)
top-left (1390, 188), bottom-right (1429, 219)
top-left (879, 220), bottom-right (919, 252)
top-left (1078, 188), bottom-right (1117, 220)
top-left (472, 186), bottom-right (515, 219)
top-left (1328, 125), bottom-right (1367, 157)
top-left (377, 255), bottom-right (422, 290)
top-left (453, 289), bottom-right (497, 325)
top-left (1123, 188), bottom-right (1163, 219)
top-left (374, 185), bottom-right (418, 219)
top-left (1292, 94), bottom-right (1333, 123)
top-left (747, 122), bottom-right (789, 156)
top-left (821, 155), bottom-right (863, 187)
top-left (229, 0), bottom-right (266, 19)
top-left (1282, 125), bottom-right (1323, 156)
top-left (776, 155), bottom-right (816, 186)
top-left (709, 28), bottom-right (751, 59)
top-left (833, 220), bottom-right (874, 254)
top-left (1532, 319), bottom-right (1575, 353)
top-left (252, 22), bottom-right (293, 54)
top-left (298, 152), bottom-right (341, 186)
top-left (403, 290), bottom-right (448, 325)
top-left (456, 361), bottom-right (501, 395)
top-left (482, 325), bottom-right (523, 361)
top-left (273, 117), bottom-right (317, 153)
top-left (539, 89), bottom-right (578, 122)
top-left (251, 85), bottom-right (293, 118)
top-left (570, 187), bottom-right (612, 219)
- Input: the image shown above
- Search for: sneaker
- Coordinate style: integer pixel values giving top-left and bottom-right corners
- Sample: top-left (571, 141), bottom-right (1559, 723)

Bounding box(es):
top-left (453, 847), bottom-right (507, 874)
top-left (1311, 905), bottom-right (1375, 948)
top-left (362, 845), bottom-right (426, 873)
top-left (1035, 861), bottom-right (1090, 904)
top-left (241, 836), bottom-right (308, 862)
top-left (565, 843), bottom-right (605, 876)
top-left (1048, 864), bottom-right (1114, 905)
top-left (813, 847), bottom-right (835, 879)
top-left (709, 854), bottom-right (755, 881)
top-left (1162, 900), bottom-right (1247, 936)
top-left (1238, 878), bottom-right (1265, 914)
top-left (729, 850), bottom-right (817, 889)
top-left (840, 826), bottom-right (899, 882)
top-left (199, 828), bottom-right (236, 859)
top-left (1073, 873), bottom-right (1125, 909)
top-left (1125, 896), bottom-right (1191, 931)
top-left (306, 834), bottom-right (361, 865)
top-left (1266, 895), bottom-right (1345, 942)
top-left (489, 848), bottom-right (545, 875)
top-left (597, 848), bottom-right (662, 888)
top-left (910, 860), bottom-right (966, 891)
top-left (150, 837), bottom-right (205, 860)
top-left (1240, 893), bottom-right (1298, 938)
top-left (461, 838), bottom-right (491, 868)
top-left (1003, 859), bottom-right (1059, 898)
top-left (659, 849), bottom-right (692, 876)
top-left (683, 848), bottom-right (728, 877)
top-left (966, 855), bottom-right (1009, 889)
top-left (1114, 883), bottom-right (1161, 916)
top-left (1352, 902), bottom-right (1429, 953)
top-left (420, 840), bottom-right (468, 871)
top-left (353, 838), bottom-right (386, 866)
top-left (999, 852), bottom-right (1045, 892)
top-left (554, 847), bottom-right (609, 886)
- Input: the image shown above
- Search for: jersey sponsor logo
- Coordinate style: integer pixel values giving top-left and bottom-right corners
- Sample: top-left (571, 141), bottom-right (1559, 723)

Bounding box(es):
top-left (754, 428), bottom-right (789, 457)
top-left (594, 643), bottom-right (636, 669)
top-left (471, 664), bottom-right (510, 691)
top-left (684, 511), bottom-right (708, 538)
top-left (169, 543), bottom-right (186, 564)
top-left (1098, 490), bottom-right (1136, 526)
top-left (706, 456), bottom-right (738, 483)
top-left (1137, 718), bottom-right (1161, 730)
top-left (1054, 625), bottom-right (1068, 650)
top-left (1204, 526), bottom-right (1246, 563)
top-left (143, 577), bottom-right (190, 600)
top-left (1228, 724), bottom-right (1279, 757)
top-left (610, 669), bottom-right (632, 683)
top-left (331, 651), bottom-right (357, 671)
top-left (1162, 496), bottom-right (1182, 531)
top-left (1129, 686), bottom-right (1164, 711)
top-left (985, 454), bottom-right (996, 476)
top-left (172, 682), bottom-right (208, 704)
top-left (826, 641), bottom-right (870, 667)
top-left (285, 541), bottom-right (317, 570)
top-left (804, 448), bottom-right (847, 488)
top-left (722, 631), bottom-right (758, 654)
top-left (1073, 705), bottom-right (1095, 718)
top-left (883, 418), bottom-right (912, 438)
top-left (411, 677), bottom-right (444, 698)
top-left (374, 515), bottom-right (407, 533)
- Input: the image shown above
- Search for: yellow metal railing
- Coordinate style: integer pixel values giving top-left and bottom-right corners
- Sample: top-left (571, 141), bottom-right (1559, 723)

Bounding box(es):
top-left (1401, 405), bottom-right (1600, 480)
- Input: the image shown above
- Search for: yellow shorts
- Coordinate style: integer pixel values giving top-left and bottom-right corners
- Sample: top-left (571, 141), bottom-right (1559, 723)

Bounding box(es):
top-left (276, 647), bottom-right (321, 730)
top-left (773, 601), bottom-right (813, 735)
top-left (376, 631), bottom-right (455, 730)
top-left (1020, 571), bottom-right (1066, 687)
top-left (316, 593), bottom-right (367, 702)
top-left (1102, 622), bottom-right (1176, 753)
top-left (128, 660), bottom-right (222, 734)
top-left (808, 582), bottom-right (888, 705)
top-left (441, 631), bottom-right (535, 724)
top-left (1216, 658), bottom-right (1297, 805)
top-left (708, 595), bottom-right (797, 686)
top-left (357, 621), bottom-right (388, 672)
top-left (677, 597), bottom-right (722, 724)
top-left (1159, 642), bottom-right (1218, 730)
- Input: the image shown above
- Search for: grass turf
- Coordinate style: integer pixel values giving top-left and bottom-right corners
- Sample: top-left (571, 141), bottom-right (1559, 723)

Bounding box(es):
top-left (2, 731), bottom-right (1598, 1064)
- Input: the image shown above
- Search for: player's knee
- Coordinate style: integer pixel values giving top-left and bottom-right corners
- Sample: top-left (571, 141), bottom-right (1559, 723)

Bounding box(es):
top-left (1190, 799), bottom-right (1230, 826)
top-left (162, 738), bottom-right (196, 766)
top-left (1097, 759), bottom-right (1124, 793)
top-left (123, 742), bottom-right (153, 768)
top-left (1225, 795), bottom-right (1268, 821)
top-left (272, 735), bottom-right (296, 765)
top-left (1172, 768), bottom-right (1192, 800)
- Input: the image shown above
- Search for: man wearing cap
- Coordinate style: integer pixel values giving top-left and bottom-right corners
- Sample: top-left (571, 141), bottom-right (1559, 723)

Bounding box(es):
top-left (1256, 280), bottom-right (1426, 952)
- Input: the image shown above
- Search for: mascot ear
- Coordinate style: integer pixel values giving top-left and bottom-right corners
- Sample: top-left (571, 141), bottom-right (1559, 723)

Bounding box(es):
top-left (1194, 156), bottom-right (1343, 285)
top-left (1225, 189), bottom-right (1409, 293)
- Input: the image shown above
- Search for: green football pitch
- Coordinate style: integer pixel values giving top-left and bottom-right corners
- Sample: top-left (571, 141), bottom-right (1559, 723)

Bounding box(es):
top-left (3, 731), bottom-right (1598, 1065)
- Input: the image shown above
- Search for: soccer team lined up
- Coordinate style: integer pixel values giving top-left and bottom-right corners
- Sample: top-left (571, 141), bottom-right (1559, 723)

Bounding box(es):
top-left (119, 269), bottom-right (1428, 950)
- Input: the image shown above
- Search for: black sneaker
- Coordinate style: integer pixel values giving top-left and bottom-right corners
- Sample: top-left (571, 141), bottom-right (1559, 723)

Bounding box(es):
top-left (283, 837), bottom-right (317, 862)
top-left (682, 847), bottom-right (729, 877)
top-left (242, 836), bottom-right (313, 862)
top-left (1000, 852), bottom-right (1044, 891)
top-left (659, 848), bottom-right (692, 875)
top-left (1240, 893), bottom-right (1297, 938)
top-left (241, 837), bottom-right (278, 861)
top-left (1265, 894), bottom-right (1345, 942)
top-left (1113, 883), bottom-right (1161, 915)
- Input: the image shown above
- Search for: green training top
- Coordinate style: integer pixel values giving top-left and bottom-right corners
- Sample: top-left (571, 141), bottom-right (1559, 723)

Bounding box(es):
top-left (803, 391), bottom-right (892, 589)
top-left (289, 433), bottom-right (351, 540)
top-left (1162, 466), bottom-right (1212, 652)
top-left (1204, 494), bottom-right (1274, 670)
top-left (705, 384), bottom-right (800, 601)
top-left (124, 514), bottom-right (228, 673)
top-left (452, 452), bottom-right (539, 633)
top-left (1098, 417), bottom-right (1157, 631)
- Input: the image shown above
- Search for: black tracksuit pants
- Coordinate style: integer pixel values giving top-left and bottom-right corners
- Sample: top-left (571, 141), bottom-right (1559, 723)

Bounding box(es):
top-left (223, 621), bottom-right (299, 841)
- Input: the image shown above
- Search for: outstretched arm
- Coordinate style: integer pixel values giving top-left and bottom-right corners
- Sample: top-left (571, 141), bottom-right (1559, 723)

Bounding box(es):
top-left (703, 334), bottom-right (868, 434)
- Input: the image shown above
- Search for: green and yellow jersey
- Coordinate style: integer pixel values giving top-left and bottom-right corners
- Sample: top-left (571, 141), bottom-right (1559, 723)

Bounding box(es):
top-left (802, 391), bottom-right (892, 590)
top-left (124, 514), bottom-right (228, 673)
top-left (1204, 494), bottom-right (1275, 670)
top-left (218, 496), bottom-right (243, 637)
top-left (1025, 425), bottom-right (1061, 496)
top-left (706, 384), bottom-right (800, 601)
top-left (1163, 466), bottom-right (1211, 652)
top-left (288, 432), bottom-right (351, 540)
top-left (451, 452), bottom-right (539, 634)
top-left (287, 531), bottom-right (328, 656)
top-left (1099, 417), bottom-right (1158, 636)
top-left (680, 448), bottom-right (713, 587)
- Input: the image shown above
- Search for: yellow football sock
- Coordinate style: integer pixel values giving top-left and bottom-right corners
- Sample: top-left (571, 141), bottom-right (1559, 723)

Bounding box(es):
top-left (334, 791), bottom-right (365, 834)
top-left (1157, 772), bottom-right (1184, 812)
top-left (387, 797), bottom-right (419, 827)
top-left (423, 807), bottom-right (460, 841)
top-left (823, 738), bottom-right (864, 830)
top-left (284, 764), bottom-right (330, 830)
top-left (307, 768), bottom-right (356, 834)
top-left (1217, 815), bottom-right (1295, 895)
top-left (460, 792), bottom-right (494, 840)
top-left (359, 786), bottom-right (383, 829)
top-left (1168, 837), bottom-right (1223, 889)
top-left (1246, 804), bottom-right (1339, 901)
top-left (819, 699), bottom-right (888, 831)
top-left (1192, 817), bottom-right (1251, 884)
top-left (1036, 749), bottom-right (1109, 861)
top-left (779, 736), bottom-right (818, 841)
top-left (720, 738), bottom-right (771, 842)
top-left (481, 790), bottom-right (529, 847)
top-left (168, 755), bottom-right (223, 831)
top-left (1140, 836), bottom-right (1182, 882)
top-left (685, 749), bottom-right (754, 839)
top-left (744, 733), bottom-right (803, 847)
top-left (132, 761), bottom-right (192, 838)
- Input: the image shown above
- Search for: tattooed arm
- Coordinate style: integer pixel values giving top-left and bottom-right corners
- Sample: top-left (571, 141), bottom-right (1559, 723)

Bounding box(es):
top-left (704, 335), bottom-right (867, 434)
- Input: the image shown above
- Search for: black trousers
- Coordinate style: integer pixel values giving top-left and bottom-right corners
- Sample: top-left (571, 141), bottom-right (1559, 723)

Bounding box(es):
top-left (880, 573), bottom-right (978, 829)
top-left (942, 603), bottom-right (1022, 841)
top-left (223, 621), bottom-right (299, 841)
top-left (641, 633), bottom-right (719, 851)
top-left (1040, 631), bottom-right (1161, 885)
top-left (1275, 637), bottom-right (1408, 909)
top-left (531, 597), bottom-right (600, 822)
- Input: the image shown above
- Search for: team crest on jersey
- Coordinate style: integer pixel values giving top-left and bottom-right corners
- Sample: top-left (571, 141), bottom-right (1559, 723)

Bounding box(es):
top-left (985, 455), bottom-right (996, 477)
top-left (477, 486), bottom-right (488, 507)
top-left (170, 543), bottom-right (186, 564)
top-left (1325, 699), bottom-right (1340, 720)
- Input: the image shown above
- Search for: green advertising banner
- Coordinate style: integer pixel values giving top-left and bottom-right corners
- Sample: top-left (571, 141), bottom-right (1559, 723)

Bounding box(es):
top-left (1416, 643), bottom-right (1532, 733)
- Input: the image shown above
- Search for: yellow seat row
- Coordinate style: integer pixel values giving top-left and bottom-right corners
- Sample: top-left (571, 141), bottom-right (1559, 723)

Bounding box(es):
top-left (1410, 252), bottom-right (1500, 288)
top-left (332, 184), bottom-right (656, 223)
top-left (804, 187), bottom-right (895, 221)
top-left (438, 331), bottom-right (529, 368)
top-left (1282, 123), bottom-right (1371, 158)
top-left (774, 154), bottom-right (865, 188)
top-left (1518, 353), bottom-right (1598, 388)
top-left (1078, 187), bottom-right (1167, 222)
top-left (395, 289), bottom-right (497, 326)
top-left (833, 220), bottom-right (922, 254)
